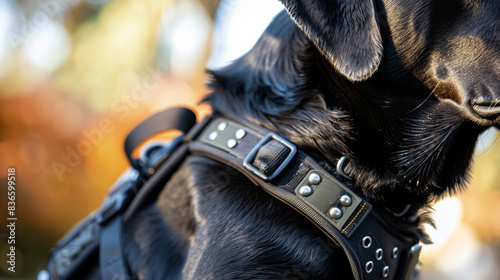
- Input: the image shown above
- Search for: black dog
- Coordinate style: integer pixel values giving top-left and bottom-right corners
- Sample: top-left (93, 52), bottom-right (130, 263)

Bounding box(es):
top-left (115, 0), bottom-right (500, 279)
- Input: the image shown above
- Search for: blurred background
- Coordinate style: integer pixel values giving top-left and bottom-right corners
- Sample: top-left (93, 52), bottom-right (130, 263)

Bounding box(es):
top-left (0, 0), bottom-right (499, 279)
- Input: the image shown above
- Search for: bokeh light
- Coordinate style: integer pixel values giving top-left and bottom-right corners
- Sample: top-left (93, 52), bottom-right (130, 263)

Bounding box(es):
top-left (0, 0), bottom-right (499, 279)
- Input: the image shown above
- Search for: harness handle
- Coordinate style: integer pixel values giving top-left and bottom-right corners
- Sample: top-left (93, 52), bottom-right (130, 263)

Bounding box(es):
top-left (124, 107), bottom-right (197, 169)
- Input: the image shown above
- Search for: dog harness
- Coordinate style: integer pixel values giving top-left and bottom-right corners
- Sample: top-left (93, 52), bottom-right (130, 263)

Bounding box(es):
top-left (43, 107), bottom-right (421, 280)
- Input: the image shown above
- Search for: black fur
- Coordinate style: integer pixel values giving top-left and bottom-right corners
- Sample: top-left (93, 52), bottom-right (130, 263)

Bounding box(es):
top-left (118, 1), bottom-right (500, 279)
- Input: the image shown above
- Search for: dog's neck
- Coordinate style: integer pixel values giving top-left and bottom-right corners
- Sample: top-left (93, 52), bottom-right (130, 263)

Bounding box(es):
top-left (205, 11), bottom-right (484, 221)
top-left (311, 55), bottom-right (484, 201)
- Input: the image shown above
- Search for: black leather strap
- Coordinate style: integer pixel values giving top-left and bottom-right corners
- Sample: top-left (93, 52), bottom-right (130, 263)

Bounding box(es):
top-left (190, 116), bottom-right (421, 280)
top-left (124, 107), bottom-right (196, 169)
top-left (197, 118), bottom-right (370, 236)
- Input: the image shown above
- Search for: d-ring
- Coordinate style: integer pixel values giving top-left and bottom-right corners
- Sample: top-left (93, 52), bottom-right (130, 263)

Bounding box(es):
top-left (336, 156), bottom-right (351, 180)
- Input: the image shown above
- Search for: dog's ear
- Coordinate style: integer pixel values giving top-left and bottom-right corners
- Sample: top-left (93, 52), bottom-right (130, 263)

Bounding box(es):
top-left (280, 0), bottom-right (383, 81)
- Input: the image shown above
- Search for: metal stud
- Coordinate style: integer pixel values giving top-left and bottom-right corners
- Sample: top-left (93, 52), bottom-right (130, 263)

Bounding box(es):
top-left (365, 261), bottom-right (374, 273)
top-left (392, 247), bottom-right (399, 259)
top-left (217, 121), bottom-right (228, 131)
top-left (148, 167), bottom-right (156, 175)
top-left (227, 139), bottom-right (238, 149)
top-left (208, 131), bottom-right (219, 141)
top-left (329, 207), bottom-right (342, 219)
top-left (298, 185), bottom-right (313, 197)
top-left (308, 173), bottom-right (322, 185)
top-left (376, 248), bottom-right (383, 261)
top-left (382, 266), bottom-right (390, 278)
top-left (235, 128), bottom-right (247, 140)
top-left (362, 236), bottom-right (372, 249)
top-left (340, 195), bottom-right (352, 207)
top-left (61, 249), bottom-right (70, 257)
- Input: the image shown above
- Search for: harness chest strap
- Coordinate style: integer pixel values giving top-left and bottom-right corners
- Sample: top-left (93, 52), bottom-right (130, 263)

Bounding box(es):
top-left (44, 108), bottom-right (421, 280)
top-left (188, 116), bottom-right (422, 280)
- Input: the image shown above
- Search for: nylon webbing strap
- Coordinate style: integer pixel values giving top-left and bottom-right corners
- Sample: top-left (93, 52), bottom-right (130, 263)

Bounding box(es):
top-left (192, 116), bottom-right (420, 280)
top-left (124, 107), bottom-right (196, 169)
top-left (252, 139), bottom-right (291, 176)
top-left (96, 108), bottom-right (197, 280)
top-left (100, 217), bottom-right (129, 280)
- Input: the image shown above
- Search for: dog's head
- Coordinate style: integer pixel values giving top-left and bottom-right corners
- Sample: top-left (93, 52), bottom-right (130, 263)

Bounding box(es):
top-left (207, 0), bottom-right (500, 202)
top-left (280, 0), bottom-right (500, 128)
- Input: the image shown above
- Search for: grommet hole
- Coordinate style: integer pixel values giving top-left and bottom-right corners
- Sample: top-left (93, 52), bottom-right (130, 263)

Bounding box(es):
top-left (362, 236), bottom-right (372, 249)
top-left (382, 266), bottom-right (390, 278)
top-left (376, 248), bottom-right (383, 261)
top-left (365, 261), bottom-right (374, 273)
top-left (392, 247), bottom-right (399, 259)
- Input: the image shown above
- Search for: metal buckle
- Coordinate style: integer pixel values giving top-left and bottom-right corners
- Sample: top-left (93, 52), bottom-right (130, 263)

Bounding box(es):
top-left (336, 156), bottom-right (351, 180)
top-left (403, 243), bottom-right (422, 280)
top-left (243, 133), bottom-right (297, 181)
top-left (96, 169), bottom-right (140, 224)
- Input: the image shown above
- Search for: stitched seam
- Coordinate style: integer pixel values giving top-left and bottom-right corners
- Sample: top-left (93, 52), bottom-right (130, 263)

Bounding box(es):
top-left (341, 203), bottom-right (366, 235)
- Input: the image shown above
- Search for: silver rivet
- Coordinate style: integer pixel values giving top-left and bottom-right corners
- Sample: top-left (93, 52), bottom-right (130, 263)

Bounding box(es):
top-left (376, 248), bottom-right (383, 261)
top-left (227, 139), bottom-right (238, 149)
top-left (299, 185), bottom-right (313, 197)
top-left (308, 173), bottom-right (322, 185)
top-left (362, 236), bottom-right (372, 249)
top-left (382, 266), bottom-right (390, 278)
top-left (340, 195), bottom-right (352, 207)
top-left (329, 207), bottom-right (342, 219)
top-left (148, 167), bottom-right (155, 175)
top-left (217, 122), bottom-right (228, 131)
top-left (365, 261), bottom-right (374, 273)
top-left (392, 247), bottom-right (398, 259)
top-left (235, 128), bottom-right (246, 140)
top-left (61, 249), bottom-right (70, 257)
top-left (208, 131), bottom-right (219, 140)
